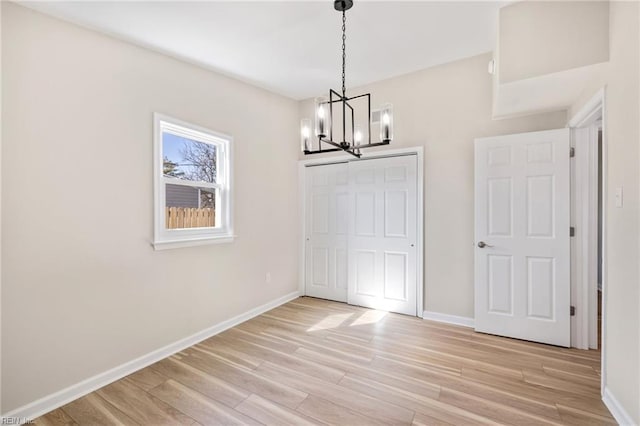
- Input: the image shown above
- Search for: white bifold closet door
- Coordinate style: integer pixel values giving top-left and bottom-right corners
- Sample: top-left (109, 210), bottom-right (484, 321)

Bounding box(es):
top-left (305, 155), bottom-right (418, 316)
top-left (305, 162), bottom-right (349, 302)
top-left (347, 155), bottom-right (418, 316)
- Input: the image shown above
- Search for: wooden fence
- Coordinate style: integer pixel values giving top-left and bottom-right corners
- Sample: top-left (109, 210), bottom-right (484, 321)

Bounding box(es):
top-left (166, 207), bottom-right (215, 229)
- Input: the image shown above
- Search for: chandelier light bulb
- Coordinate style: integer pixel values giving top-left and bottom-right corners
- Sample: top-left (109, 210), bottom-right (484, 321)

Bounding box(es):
top-left (380, 103), bottom-right (394, 143)
top-left (354, 125), bottom-right (363, 156)
top-left (314, 96), bottom-right (330, 138)
top-left (301, 118), bottom-right (312, 152)
top-left (354, 125), bottom-right (363, 146)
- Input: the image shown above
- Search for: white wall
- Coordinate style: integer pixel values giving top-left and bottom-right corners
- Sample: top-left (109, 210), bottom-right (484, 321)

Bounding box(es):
top-left (2, 2), bottom-right (299, 413)
top-left (569, 1), bottom-right (640, 423)
top-left (5, 0), bottom-right (633, 419)
top-left (499, 1), bottom-right (609, 83)
top-left (0, 0), bottom-right (3, 415)
top-left (299, 53), bottom-right (567, 319)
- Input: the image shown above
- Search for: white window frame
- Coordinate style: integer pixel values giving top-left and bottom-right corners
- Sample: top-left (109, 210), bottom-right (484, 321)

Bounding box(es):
top-left (153, 113), bottom-right (233, 250)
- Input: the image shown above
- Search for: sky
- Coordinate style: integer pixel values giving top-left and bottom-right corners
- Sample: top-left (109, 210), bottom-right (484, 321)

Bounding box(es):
top-left (162, 132), bottom-right (215, 180)
top-left (162, 132), bottom-right (191, 166)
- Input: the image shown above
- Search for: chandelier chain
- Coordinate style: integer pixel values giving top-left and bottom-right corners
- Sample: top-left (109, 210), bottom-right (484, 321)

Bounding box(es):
top-left (342, 10), bottom-right (346, 97)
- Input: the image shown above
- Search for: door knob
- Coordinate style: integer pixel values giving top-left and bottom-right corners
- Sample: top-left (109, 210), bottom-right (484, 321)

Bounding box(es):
top-left (477, 241), bottom-right (493, 248)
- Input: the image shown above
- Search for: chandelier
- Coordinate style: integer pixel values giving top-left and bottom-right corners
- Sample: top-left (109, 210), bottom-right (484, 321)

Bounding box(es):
top-left (300, 0), bottom-right (393, 158)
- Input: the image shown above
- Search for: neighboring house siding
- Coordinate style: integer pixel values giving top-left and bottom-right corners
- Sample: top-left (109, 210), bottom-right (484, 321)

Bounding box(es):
top-left (166, 184), bottom-right (199, 208)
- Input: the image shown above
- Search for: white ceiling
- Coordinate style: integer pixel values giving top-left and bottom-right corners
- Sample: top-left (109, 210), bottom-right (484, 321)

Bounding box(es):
top-left (20, 1), bottom-right (504, 100)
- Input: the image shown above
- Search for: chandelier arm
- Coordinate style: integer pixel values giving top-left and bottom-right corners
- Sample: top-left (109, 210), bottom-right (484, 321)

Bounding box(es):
top-left (318, 138), bottom-right (343, 149)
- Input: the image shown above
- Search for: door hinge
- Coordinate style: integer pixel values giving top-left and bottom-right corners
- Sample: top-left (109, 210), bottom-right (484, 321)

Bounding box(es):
top-left (570, 306), bottom-right (576, 316)
top-left (570, 147), bottom-right (575, 158)
top-left (570, 226), bottom-right (575, 237)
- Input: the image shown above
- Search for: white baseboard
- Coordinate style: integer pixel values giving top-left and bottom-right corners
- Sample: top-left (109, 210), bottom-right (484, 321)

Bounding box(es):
top-left (422, 310), bottom-right (475, 328)
top-left (603, 386), bottom-right (637, 426)
top-left (2, 290), bottom-right (301, 424)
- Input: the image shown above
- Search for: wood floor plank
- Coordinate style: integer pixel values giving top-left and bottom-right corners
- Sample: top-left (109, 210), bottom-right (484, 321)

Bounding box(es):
top-left (196, 337), bottom-right (263, 370)
top-left (255, 361), bottom-right (416, 425)
top-left (124, 366), bottom-right (168, 392)
top-left (522, 368), bottom-right (602, 397)
top-left (262, 326), bottom-right (375, 363)
top-left (411, 411), bottom-right (455, 426)
top-left (326, 334), bottom-right (465, 373)
top-left (62, 393), bottom-right (138, 426)
top-left (542, 365), bottom-right (601, 383)
top-left (375, 333), bottom-right (547, 374)
top-left (227, 326), bottom-right (302, 353)
top-left (33, 297), bottom-right (614, 426)
top-left (296, 395), bottom-right (389, 426)
top-left (340, 368), bottom-right (544, 426)
top-left (556, 404), bottom-right (618, 426)
top-left (235, 394), bottom-right (322, 426)
top-left (149, 379), bottom-right (261, 426)
top-left (553, 394), bottom-right (614, 418)
top-left (337, 373), bottom-right (447, 420)
top-left (338, 354), bottom-right (563, 422)
top-left (96, 378), bottom-right (196, 425)
top-left (539, 358), bottom-right (601, 376)
top-left (340, 372), bottom-right (440, 405)
top-left (33, 409), bottom-right (77, 426)
top-left (178, 346), bottom-right (309, 409)
top-left (149, 356), bottom-right (251, 408)
top-left (438, 387), bottom-right (565, 426)
top-left (216, 330), bottom-right (347, 384)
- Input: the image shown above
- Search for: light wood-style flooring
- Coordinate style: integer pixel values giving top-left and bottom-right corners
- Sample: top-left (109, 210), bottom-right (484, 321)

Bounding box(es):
top-left (35, 297), bottom-right (614, 425)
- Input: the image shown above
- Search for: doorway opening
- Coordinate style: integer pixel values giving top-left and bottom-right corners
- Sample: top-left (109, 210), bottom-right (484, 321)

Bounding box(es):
top-left (568, 88), bottom-right (606, 392)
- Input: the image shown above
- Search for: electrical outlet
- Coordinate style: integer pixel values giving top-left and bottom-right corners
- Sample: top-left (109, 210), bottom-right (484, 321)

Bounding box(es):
top-left (265, 272), bottom-right (272, 284)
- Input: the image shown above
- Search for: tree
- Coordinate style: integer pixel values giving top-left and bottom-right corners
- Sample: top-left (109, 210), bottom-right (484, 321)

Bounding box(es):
top-left (180, 141), bottom-right (217, 183)
top-left (180, 141), bottom-right (217, 208)
top-left (163, 156), bottom-right (184, 178)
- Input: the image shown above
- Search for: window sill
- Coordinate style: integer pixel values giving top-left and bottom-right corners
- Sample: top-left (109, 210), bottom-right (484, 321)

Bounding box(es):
top-left (153, 235), bottom-right (235, 250)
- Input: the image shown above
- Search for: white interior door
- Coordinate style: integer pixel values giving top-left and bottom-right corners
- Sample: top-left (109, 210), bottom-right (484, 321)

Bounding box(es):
top-left (305, 162), bottom-right (349, 302)
top-left (347, 155), bottom-right (418, 316)
top-left (474, 129), bottom-right (571, 347)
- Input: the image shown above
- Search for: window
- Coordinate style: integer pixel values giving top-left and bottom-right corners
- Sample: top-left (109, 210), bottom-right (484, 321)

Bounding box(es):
top-left (153, 113), bottom-right (233, 249)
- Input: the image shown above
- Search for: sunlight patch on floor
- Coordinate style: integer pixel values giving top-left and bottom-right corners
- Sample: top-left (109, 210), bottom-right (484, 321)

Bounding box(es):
top-left (307, 313), bottom-right (353, 332)
top-left (350, 309), bottom-right (388, 326)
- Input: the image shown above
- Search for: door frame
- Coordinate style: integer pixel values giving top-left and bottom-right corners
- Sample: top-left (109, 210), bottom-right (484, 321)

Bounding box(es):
top-left (567, 88), bottom-right (606, 391)
top-left (298, 147), bottom-right (425, 317)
